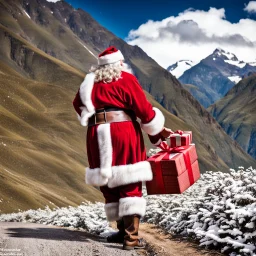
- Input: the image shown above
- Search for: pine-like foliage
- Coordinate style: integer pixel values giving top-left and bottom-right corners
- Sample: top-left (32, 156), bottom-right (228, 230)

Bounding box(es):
top-left (0, 201), bottom-right (114, 236)
top-left (143, 166), bottom-right (256, 256)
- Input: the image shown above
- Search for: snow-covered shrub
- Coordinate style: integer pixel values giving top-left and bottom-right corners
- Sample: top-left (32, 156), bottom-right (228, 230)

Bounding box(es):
top-left (0, 201), bottom-right (114, 236)
top-left (142, 166), bottom-right (256, 256)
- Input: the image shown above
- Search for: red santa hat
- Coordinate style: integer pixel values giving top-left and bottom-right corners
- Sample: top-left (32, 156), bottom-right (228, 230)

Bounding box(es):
top-left (98, 46), bottom-right (124, 65)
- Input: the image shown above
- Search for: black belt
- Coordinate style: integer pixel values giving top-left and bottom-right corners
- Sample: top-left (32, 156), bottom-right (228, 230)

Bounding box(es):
top-left (95, 106), bottom-right (127, 113)
top-left (88, 106), bottom-right (137, 126)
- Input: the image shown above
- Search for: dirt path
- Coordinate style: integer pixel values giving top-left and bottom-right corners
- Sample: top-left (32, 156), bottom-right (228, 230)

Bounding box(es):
top-left (138, 223), bottom-right (224, 256)
top-left (0, 221), bottom-right (224, 256)
top-left (0, 222), bottom-right (138, 256)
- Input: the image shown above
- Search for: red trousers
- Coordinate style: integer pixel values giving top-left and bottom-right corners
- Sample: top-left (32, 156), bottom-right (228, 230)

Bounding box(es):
top-left (100, 181), bottom-right (145, 221)
top-left (100, 182), bottom-right (142, 204)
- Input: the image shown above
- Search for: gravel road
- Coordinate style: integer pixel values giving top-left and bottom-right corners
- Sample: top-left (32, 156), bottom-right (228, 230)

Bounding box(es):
top-left (0, 222), bottom-right (139, 256)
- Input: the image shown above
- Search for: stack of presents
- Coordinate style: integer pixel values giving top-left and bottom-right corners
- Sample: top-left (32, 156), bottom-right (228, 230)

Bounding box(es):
top-left (146, 130), bottom-right (201, 195)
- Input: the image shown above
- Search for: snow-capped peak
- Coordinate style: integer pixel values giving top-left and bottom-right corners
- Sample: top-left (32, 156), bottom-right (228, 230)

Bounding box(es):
top-left (46, 0), bottom-right (61, 3)
top-left (213, 48), bottom-right (238, 61)
top-left (167, 60), bottom-right (196, 78)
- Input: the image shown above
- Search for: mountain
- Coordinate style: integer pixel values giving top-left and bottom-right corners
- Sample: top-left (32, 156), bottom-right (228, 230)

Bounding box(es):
top-left (0, 0), bottom-right (255, 213)
top-left (208, 72), bottom-right (256, 159)
top-left (175, 48), bottom-right (256, 107)
top-left (167, 60), bottom-right (196, 78)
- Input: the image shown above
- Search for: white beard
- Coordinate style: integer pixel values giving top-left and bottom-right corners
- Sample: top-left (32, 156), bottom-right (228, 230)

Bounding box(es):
top-left (122, 62), bottom-right (134, 75)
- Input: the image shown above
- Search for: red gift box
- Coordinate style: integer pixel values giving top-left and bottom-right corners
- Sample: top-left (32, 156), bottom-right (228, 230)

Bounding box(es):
top-left (146, 144), bottom-right (200, 194)
top-left (169, 130), bottom-right (192, 147)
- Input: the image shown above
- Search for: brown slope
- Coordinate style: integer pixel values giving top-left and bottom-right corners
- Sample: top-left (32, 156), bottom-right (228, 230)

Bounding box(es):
top-left (0, 0), bottom-right (255, 171)
top-left (0, 35), bottom-right (104, 213)
top-left (208, 73), bottom-right (256, 159)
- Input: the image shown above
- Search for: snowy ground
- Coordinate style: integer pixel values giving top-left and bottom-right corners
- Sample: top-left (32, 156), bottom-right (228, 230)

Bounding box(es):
top-left (0, 166), bottom-right (255, 256)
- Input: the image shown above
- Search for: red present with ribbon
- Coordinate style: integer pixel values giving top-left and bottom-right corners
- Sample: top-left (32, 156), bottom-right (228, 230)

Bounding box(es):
top-left (169, 130), bottom-right (192, 147)
top-left (146, 143), bottom-right (200, 194)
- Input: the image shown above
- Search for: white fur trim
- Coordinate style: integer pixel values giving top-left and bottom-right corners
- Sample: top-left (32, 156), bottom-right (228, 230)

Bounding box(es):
top-left (104, 202), bottom-right (120, 221)
top-left (97, 124), bottom-right (113, 178)
top-left (108, 161), bottom-right (153, 188)
top-left (76, 113), bottom-right (81, 121)
top-left (119, 197), bottom-right (147, 218)
top-left (85, 161), bottom-right (153, 188)
top-left (98, 50), bottom-right (124, 65)
top-left (79, 73), bottom-right (96, 126)
top-left (85, 167), bottom-right (108, 186)
top-left (141, 107), bottom-right (165, 136)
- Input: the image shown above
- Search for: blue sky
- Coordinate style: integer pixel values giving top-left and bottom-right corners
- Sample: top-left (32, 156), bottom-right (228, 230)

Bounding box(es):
top-left (65, 0), bottom-right (256, 67)
top-left (66, 0), bottom-right (255, 39)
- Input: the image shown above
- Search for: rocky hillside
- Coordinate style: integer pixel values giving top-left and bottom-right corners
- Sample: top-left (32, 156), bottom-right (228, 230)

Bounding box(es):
top-left (208, 72), bottom-right (256, 159)
top-left (177, 48), bottom-right (256, 107)
top-left (0, 0), bottom-right (255, 213)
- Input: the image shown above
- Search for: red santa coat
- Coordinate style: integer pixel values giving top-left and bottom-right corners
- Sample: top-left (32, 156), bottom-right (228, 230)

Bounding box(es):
top-left (73, 71), bottom-right (165, 219)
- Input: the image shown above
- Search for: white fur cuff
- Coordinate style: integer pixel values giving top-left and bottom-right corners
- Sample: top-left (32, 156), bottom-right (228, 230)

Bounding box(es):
top-left (108, 161), bottom-right (153, 188)
top-left (85, 161), bottom-right (153, 188)
top-left (119, 197), bottom-right (147, 218)
top-left (141, 107), bottom-right (165, 136)
top-left (85, 167), bottom-right (108, 186)
top-left (105, 202), bottom-right (120, 221)
top-left (100, 167), bottom-right (112, 179)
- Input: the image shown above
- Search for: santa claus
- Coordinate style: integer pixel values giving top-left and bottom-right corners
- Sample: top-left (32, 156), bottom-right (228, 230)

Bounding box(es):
top-left (72, 46), bottom-right (173, 250)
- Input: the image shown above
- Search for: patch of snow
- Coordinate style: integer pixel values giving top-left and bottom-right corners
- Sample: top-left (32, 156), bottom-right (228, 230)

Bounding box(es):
top-left (78, 41), bottom-right (97, 59)
top-left (248, 61), bottom-right (256, 67)
top-left (0, 201), bottom-right (115, 236)
top-left (224, 59), bottom-right (246, 68)
top-left (51, 11), bottom-right (53, 14)
top-left (23, 10), bottom-right (31, 19)
top-left (228, 76), bottom-right (242, 84)
top-left (213, 58), bottom-right (216, 61)
top-left (142, 165), bottom-right (256, 256)
top-left (168, 60), bottom-right (198, 78)
top-left (216, 47), bottom-right (224, 52)
top-left (221, 51), bottom-right (236, 60)
top-left (46, 0), bottom-right (61, 2)
top-left (215, 48), bottom-right (236, 60)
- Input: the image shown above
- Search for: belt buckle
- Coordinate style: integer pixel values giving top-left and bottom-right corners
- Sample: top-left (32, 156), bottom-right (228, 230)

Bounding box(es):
top-left (95, 109), bottom-right (108, 124)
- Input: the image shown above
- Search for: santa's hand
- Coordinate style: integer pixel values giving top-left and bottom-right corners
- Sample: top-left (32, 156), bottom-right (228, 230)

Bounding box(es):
top-left (148, 127), bottom-right (173, 146)
top-left (160, 127), bottom-right (174, 138)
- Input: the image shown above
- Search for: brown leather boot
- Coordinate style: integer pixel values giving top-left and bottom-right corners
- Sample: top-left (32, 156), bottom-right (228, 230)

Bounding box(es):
top-left (122, 214), bottom-right (146, 250)
top-left (106, 218), bottom-right (125, 243)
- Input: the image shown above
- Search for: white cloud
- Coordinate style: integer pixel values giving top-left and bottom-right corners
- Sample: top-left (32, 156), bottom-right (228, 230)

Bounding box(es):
top-left (126, 7), bottom-right (256, 69)
top-left (244, 1), bottom-right (256, 13)
top-left (46, 0), bottom-right (61, 2)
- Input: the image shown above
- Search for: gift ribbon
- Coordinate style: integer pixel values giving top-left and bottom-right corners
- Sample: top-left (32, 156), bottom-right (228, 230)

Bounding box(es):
top-left (150, 143), bottom-right (195, 193)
